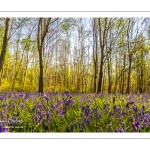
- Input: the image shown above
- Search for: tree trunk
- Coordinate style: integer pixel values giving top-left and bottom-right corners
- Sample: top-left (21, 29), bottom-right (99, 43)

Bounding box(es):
top-left (0, 18), bottom-right (12, 72)
top-left (38, 46), bottom-right (44, 93)
top-left (93, 18), bottom-right (98, 93)
top-left (121, 54), bottom-right (126, 94)
top-left (97, 18), bottom-right (106, 93)
top-left (0, 18), bottom-right (12, 91)
top-left (37, 18), bottom-right (51, 93)
top-left (126, 55), bottom-right (131, 94)
top-left (97, 53), bottom-right (104, 93)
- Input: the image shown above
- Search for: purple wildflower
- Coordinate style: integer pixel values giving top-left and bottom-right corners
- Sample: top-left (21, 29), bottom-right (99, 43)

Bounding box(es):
top-left (2, 104), bottom-right (7, 108)
top-left (3, 126), bottom-right (9, 132)
top-left (38, 103), bottom-right (44, 111)
top-left (108, 112), bottom-right (114, 116)
top-left (132, 122), bottom-right (142, 131)
top-left (65, 100), bottom-right (74, 107)
top-left (0, 124), bottom-right (3, 132)
top-left (92, 108), bottom-right (97, 114)
top-left (39, 111), bottom-right (44, 120)
top-left (132, 106), bottom-right (138, 113)
top-left (104, 104), bottom-right (107, 110)
top-left (115, 128), bottom-right (124, 132)
top-left (128, 101), bottom-right (134, 105)
top-left (97, 112), bottom-right (101, 119)
top-left (32, 107), bottom-right (36, 113)
top-left (20, 102), bottom-right (25, 109)
top-left (113, 105), bottom-right (117, 110)
top-left (59, 111), bottom-right (64, 118)
top-left (84, 106), bottom-right (90, 117)
top-left (56, 100), bottom-right (63, 107)
top-left (46, 112), bottom-right (50, 120)
top-left (9, 119), bottom-right (15, 126)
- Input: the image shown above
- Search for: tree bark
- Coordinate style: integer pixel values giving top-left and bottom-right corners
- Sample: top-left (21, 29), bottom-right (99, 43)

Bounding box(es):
top-left (37, 18), bottom-right (51, 93)
top-left (97, 18), bottom-right (107, 93)
top-left (0, 18), bottom-right (12, 72)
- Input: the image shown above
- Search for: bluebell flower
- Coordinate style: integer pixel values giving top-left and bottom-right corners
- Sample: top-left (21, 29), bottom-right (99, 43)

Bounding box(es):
top-left (0, 124), bottom-right (3, 132)
top-left (51, 104), bottom-right (55, 110)
top-left (65, 100), bottom-right (74, 107)
top-left (145, 113), bottom-right (150, 119)
top-left (108, 112), bottom-right (114, 116)
top-left (63, 91), bottom-right (70, 97)
top-left (9, 119), bottom-right (15, 126)
top-left (56, 100), bottom-right (63, 107)
top-left (132, 122), bottom-right (142, 131)
top-left (59, 111), bottom-right (64, 118)
top-left (139, 115), bottom-right (145, 121)
top-left (92, 108), bottom-right (97, 114)
top-left (132, 106), bottom-right (138, 113)
top-left (20, 103), bottom-right (25, 109)
top-left (38, 103), bottom-right (44, 111)
top-left (44, 96), bottom-right (49, 101)
top-left (2, 104), bottom-right (7, 108)
top-left (44, 121), bottom-right (48, 127)
top-left (114, 127), bottom-right (124, 132)
top-left (81, 98), bottom-right (85, 103)
top-left (84, 106), bottom-right (90, 117)
top-left (39, 111), bottom-right (44, 120)
top-left (113, 105), bottom-right (117, 110)
top-left (118, 128), bottom-right (124, 132)
top-left (128, 101), bottom-right (134, 105)
top-left (97, 112), bottom-right (101, 119)
top-left (46, 112), bottom-right (50, 120)
top-left (104, 104), bottom-right (107, 110)
top-left (32, 107), bottom-right (36, 113)
top-left (3, 126), bottom-right (9, 132)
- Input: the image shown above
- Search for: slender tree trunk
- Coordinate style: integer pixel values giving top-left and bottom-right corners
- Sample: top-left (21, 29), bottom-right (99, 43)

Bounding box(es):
top-left (114, 53), bottom-right (118, 93)
top-left (93, 19), bottom-right (98, 93)
top-left (98, 53), bottom-right (104, 93)
top-left (107, 51), bottom-right (112, 93)
top-left (0, 18), bottom-right (12, 91)
top-left (121, 54), bottom-right (126, 94)
top-left (139, 50), bottom-right (144, 93)
top-left (126, 55), bottom-right (131, 94)
top-left (0, 69), bottom-right (3, 91)
top-left (22, 52), bottom-right (29, 91)
top-left (38, 46), bottom-right (44, 93)
top-left (97, 18), bottom-right (106, 93)
top-left (37, 18), bottom-right (51, 93)
top-left (0, 18), bottom-right (12, 72)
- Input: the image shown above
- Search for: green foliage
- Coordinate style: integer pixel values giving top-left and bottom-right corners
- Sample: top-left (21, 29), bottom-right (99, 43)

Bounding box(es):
top-left (0, 92), bottom-right (150, 132)
top-left (21, 36), bottom-right (36, 52)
